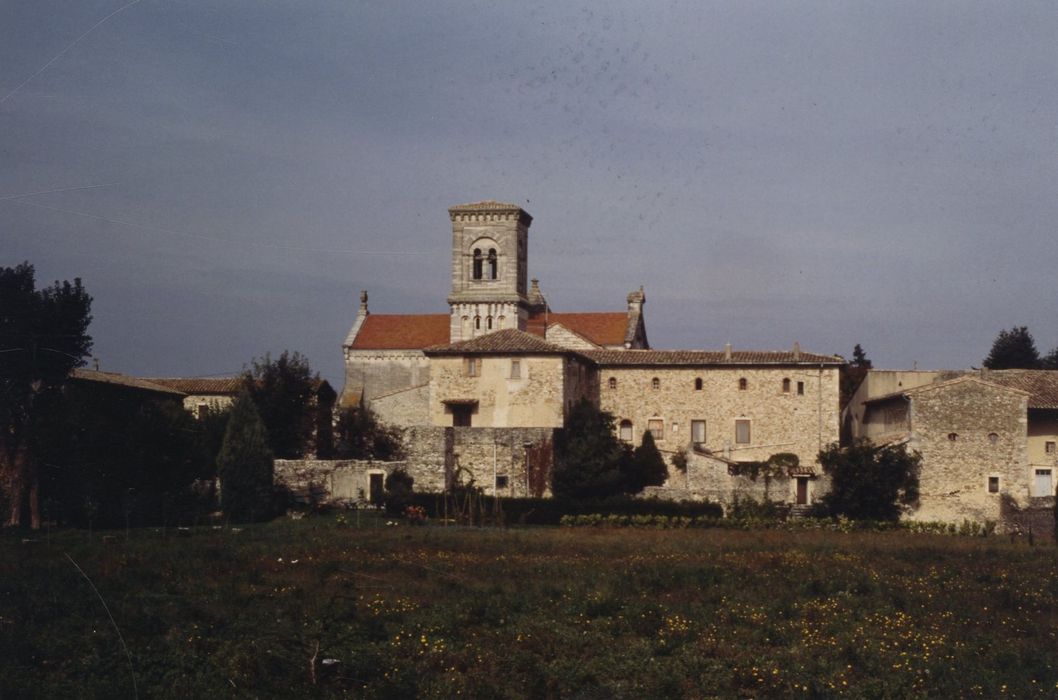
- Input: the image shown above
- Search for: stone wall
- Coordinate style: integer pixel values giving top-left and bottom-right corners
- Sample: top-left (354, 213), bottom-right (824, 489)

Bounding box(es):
top-left (275, 459), bottom-right (407, 506)
top-left (908, 379), bottom-right (1030, 526)
top-left (598, 365), bottom-right (841, 471)
top-left (429, 355), bottom-right (569, 428)
top-left (373, 383), bottom-right (430, 426)
top-left (345, 349), bottom-right (431, 424)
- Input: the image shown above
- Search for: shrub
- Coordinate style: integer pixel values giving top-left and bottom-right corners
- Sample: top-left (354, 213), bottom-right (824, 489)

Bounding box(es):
top-left (217, 390), bottom-right (274, 522)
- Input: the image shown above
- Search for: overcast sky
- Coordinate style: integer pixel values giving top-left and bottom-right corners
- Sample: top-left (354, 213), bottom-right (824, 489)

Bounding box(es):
top-left (3, 1), bottom-right (1057, 386)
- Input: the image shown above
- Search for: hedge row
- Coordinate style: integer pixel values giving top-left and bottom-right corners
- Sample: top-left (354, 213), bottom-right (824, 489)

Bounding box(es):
top-left (559, 513), bottom-right (1000, 536)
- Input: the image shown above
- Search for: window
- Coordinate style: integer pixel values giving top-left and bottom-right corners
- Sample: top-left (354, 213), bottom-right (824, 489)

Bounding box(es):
top-left (947, 433), bottom-right (958, 442)
top-left (1047, 441), bottom-right (1056, 455)
top-left (652, 377), bottom-right (660, 390)
top-left (782, 378), bottom-right (791, 393)
top-left (691, 420), bottom-right (706, 444)
top-left (735, 419), bottom-right (751, 444)
top-left (196, 402), bottom-right (209, 419)
top-left (495, 474), bottom-right (509, 489)
top-left (474, 316), bottom-right (481, 330)
top-left (797, 381), bottom-right (804, 396)
top-left (452, 405), bottom-right (473, 427)
top-left (510, 359), bottom-right (521, 379)
top-left (472, 248), bottom-right (483, 279)
top-left (738, 378), bottom-right (747, 391)
top-left (487, 249), bottom-right (498, 279)
top-left (988, 476), bottom-right (1000, 494)
top-left (694, 378), bottom-right (703, 391)
top-left (464, 357), bottom-right (480, 377)
top-left (988, 432), bottom-right (999, 445)
top-left (648, 418), bottom-right (664, 440)
top-left (619, 420), bottom-right (633, 442)
top-left (486, 316), bottom-right (493, 330)
top-left (608, 377), bottom-right (617, 389)
top-left (1035, 469), bottom-right (1053, 497)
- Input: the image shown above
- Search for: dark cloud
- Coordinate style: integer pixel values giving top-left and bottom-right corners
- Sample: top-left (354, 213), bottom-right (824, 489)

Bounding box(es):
top-left (3, 1), bottom-right (1057, 384)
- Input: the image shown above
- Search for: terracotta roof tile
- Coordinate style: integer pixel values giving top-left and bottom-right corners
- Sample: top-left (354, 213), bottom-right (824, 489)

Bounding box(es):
top-left (425, 329), bottom-right (577, 355)
top-left (71, 369), bottom-right (186, 396)
top-left (349, 314), bottom-right (450, 350)
top-left (582, 349), bottom-right (844, 366)
top-left (980, 370), bottom-right (1058, 410)
top-left (527, 311), bottom-right (628, 347)
top-left (148, 377), bottom-right (244, 394)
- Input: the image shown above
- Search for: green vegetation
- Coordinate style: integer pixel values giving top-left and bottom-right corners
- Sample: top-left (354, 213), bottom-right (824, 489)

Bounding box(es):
top-left (243, 351), bottom-right (319, 459)
top-left (333, 404), bottom-right (403, 461)
top-left (217, 391), bottom-right (274, 522)
top-left (818, 439), bottom-right (921, 521)
top-left (2, 520), bottom-right (1055, 698)
top-left (983, 325), bottom-right (1058, 369)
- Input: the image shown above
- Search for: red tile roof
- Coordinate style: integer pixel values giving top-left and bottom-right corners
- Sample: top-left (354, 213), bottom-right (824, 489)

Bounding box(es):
top-left (526, 311), bottom-right (628, 347)
top-left (984, 370), bottom-right (1058, 409)
top-left (349, 314), bottom-right (451, 350)
top-left (425, 329), bottom-right (578, 355)
top-left (582, 349), bottom-right (845, 366)
top-left (148, 377), bottom-right (244, 394)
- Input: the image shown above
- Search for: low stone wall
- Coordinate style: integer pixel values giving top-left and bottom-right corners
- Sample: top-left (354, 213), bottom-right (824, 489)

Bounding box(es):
top-left (274, 459), bottom-right (407, 506)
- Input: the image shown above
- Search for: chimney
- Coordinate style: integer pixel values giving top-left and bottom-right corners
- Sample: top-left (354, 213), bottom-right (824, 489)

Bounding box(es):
top-left (724, 343), bottom-right (732, 361)
top-left (358, 290), bottom-right (369, 315)
top-left (792, 341), bottom-right (801, 361)
top-left (626, 286), bottom-right (645, 314)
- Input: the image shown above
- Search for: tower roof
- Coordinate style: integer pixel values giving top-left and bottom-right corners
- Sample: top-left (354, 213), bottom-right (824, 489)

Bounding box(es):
top-left (448, 200), bottom-right (532, 223)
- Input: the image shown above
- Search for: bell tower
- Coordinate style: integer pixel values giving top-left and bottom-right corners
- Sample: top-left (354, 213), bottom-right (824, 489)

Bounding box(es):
top-left (447, 201), bottom-right (532, 342)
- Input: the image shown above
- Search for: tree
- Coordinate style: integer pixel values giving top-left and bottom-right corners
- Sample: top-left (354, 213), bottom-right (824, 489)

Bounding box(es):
top-left (0, 262), bottom-right (92, 527)
top-left (552, 399), bottom-right (629, 500)
top-left (984, 326), bottom-right (1041, 369)
top-left (383, 467), bottom-right (414, 515)
top-left (851, 344), bottom-right (872, 369)
top-left (818, 439), bottom-right (920, 521)
top-left (624, 430), bottom-right (668, 493)
top-left (334, 404), bottom-right (403, 460)
top-left (243, 351), bottom-right (318, 459)
top-left (1042, 347), bottom-right (1058, 370)
top-left (217, 390), bottom-right (274, 522)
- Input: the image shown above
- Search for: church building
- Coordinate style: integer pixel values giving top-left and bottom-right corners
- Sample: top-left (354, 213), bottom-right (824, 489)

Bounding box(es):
top-left (340, 201), bottom-right (844, 507)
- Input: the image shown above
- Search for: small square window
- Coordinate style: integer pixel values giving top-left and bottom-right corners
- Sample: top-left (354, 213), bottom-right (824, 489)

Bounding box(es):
top-left (510, 359), bottom-right (521, 379)
top-left (738, 378), bottom-right (748, 391)
top-left (782, 378), bottom-right (791, 393)
top-left (619, 420), bottom-right (633, 442)
top-left (495, 474), bottom-right (509, 489)
top-left (694, 378), bottom-right (703, 390)
top-left (464, 357), bottom-right (480, 377)
top-left (947, 433), bottom-right (958, 442)
top-left (735, 419), bottom-right (751, 445)
top-left (797, 381), bottom-right (804, 396)
top-left (608, 377), bottom-right (617, 389)
top-left (652, 377), bottom-right (660, 390)
top-left (648, 419), bottom-right (664, 440)
top-left (988, 476), bottom-right (1000, 493)
top-left (1046, 441), bottom-right (1056, 455)
top-left (691, 420), bottom-right (706, 444)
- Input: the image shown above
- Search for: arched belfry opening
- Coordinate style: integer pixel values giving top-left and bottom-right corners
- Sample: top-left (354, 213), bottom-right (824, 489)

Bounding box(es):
top-left (448, 201), bottom-right (533, 342)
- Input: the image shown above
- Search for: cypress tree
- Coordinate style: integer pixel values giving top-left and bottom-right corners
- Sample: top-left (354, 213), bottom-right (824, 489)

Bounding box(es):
top-left (217, 390), bottom-right (274, 522)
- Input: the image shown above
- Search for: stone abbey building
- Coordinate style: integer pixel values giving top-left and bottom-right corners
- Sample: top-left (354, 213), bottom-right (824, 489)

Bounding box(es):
top-left (337, 201), bottom-right (844, 508)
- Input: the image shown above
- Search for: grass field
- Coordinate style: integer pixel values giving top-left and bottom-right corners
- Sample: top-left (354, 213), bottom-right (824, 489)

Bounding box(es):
top-left (2, 516), bottom-right (1057, 698)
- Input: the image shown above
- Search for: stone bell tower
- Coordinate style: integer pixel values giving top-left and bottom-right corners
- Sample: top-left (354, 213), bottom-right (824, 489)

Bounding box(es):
top-left (446, 200), bottom-right (532, 342)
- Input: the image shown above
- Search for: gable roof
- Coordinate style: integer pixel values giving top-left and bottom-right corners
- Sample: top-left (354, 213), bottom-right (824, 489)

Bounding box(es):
top-left (348, 314), bottom-right (451, 350)
top-left (979, 370), bottom-right (1058, 410)
top-left (148, 377), bottom-right (244, 394)
top-left (425, 329), bottom-right (578, 356)
top-left (71, 369), bottom-right (186, 396)
top-left (864, 375), bottom-right (1032, 405)
top-left (527, 311), bottom-right (629, 348)
top-left (583, 349), bottom-right (844, 367)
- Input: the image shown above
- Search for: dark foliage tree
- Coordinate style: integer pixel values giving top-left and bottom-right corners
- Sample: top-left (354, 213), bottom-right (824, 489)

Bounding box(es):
top-left (851, 344), bottom-right (872, 369)
top-left (984, 326), bottom-right (1041, 369)
top-left (552, 399), bottom-right (630, 500)
top-left (383, 467), bottom-right (414, 515)
top-left (243, 351), bottom-right (318, 459)
top-left (334, 405), bottom-right (403, 460)
top-left (624, 430), bottom-right (668, 493)
top-left (818, 439), bottom-right (921, 521)
top-left (0, 262), bottom-right (92, 527)
top-left (1041, 347), bottom-right (1058, 370)
top-left (195, 405), bottom-right (231, 480)
top-left (217, 390), bottom-right (274, 522)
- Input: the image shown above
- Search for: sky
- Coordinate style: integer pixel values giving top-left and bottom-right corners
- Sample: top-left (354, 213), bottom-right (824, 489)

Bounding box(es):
top-left (3, 1), bottom-right (1057, 387)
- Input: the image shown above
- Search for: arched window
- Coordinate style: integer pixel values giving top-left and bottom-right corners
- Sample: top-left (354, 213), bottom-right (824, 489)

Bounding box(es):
top-left (694, 378), bottom-right (703, 391)
top-left (782, 378), bottom-right (791, 393)
top-left (608, 377), bottom-right (617, 389)
top-left (652, 377), bottom-right (660, 390)
top-left (486, 316), bottom-right (493, 330)
top-left (474, 316), bottom-right (481, 330)
top-left (487, 249), bottom-right (498, 279)
top-left (619, 420), bottom-right (633, 442)
top-left (988, 432), bottom-right (999, 445)
top-left (472, 248), bottom-right (483, 280)
top-left (948, 432), bottom-right (958, 442)
top-left (739, 378), bottom-right (748, 391)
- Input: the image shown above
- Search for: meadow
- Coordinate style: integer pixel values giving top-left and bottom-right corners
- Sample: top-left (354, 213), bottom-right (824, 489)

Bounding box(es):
top-left (2, 516), bottom-right (1056, 698)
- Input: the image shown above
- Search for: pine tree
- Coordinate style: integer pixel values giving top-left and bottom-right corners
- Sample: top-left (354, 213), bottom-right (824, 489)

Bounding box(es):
top-left (851, 344), bottom-right (872, 369)
top-left (217, 390), bottom-right (274, 522)
top-left (984, 327), bottom-right (1041, 369)
top-left (626, 430), bottom-right (668, 493)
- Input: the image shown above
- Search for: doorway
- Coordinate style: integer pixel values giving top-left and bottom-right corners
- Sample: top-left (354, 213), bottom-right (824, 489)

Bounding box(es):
top-left (795, 477), bottom-right (809, 505)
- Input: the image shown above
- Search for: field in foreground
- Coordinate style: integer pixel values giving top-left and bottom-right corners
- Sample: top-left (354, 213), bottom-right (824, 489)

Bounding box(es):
top-left (2, 517), bottom-right (1057, 698)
